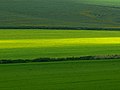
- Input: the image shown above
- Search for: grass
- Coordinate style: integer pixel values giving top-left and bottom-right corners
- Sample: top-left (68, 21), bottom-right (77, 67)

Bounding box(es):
top-left (0, 60), bottom-right (120, 90)
top-left (0, 38), bottom-right (120, 48)
top-left (0, 29), bottom-right (120, 59)
top-left (1, 29), bottom-right (120, 40)
top-left (0, 0), bottom-right (119, 28)
top-left (79, 0), bottom-right (120, 7)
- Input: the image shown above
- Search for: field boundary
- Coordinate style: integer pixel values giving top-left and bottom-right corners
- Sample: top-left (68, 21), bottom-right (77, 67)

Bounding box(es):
top-left (0, 54), bottom-right (120, 64)
top-left (0, 26), bottom-right (120, 30)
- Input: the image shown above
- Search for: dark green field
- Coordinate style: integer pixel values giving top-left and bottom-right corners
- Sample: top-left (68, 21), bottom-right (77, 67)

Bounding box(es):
top-left (0, 60), bottom-right (120, 90)
top-left (0, 0), bottom-right (120, 28)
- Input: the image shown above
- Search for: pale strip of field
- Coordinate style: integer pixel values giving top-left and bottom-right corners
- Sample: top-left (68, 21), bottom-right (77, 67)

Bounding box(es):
top-left (0, 37), bottom-right (120, 49)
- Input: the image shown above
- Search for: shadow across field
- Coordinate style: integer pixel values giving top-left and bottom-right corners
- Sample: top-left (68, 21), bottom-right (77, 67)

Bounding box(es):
top-left (0, 54), bottom-right (120, 64)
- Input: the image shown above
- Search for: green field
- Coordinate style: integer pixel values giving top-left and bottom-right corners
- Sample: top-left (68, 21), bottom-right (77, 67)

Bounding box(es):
top-left (1, 0), bottom-right (120, 89)
top-left (0, 0), bottom-right (119, 28)
top-left (0, 29), bottom-right (120, 59)
top-left (78, 0), bottom-right (120, 6)
top-left (0, 60), bottom-right (120, 90)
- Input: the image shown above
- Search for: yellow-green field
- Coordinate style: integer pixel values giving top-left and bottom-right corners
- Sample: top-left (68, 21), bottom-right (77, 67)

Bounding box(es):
top-left (0, 29), bottom-right (120, 59)
top-left (0, 37), bottom-right (120, 48)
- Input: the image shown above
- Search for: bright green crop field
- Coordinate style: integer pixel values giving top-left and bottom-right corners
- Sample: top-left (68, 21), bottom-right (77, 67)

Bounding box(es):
top-left (0, 29), bottom-right (120, 59)
top-left (0, 60), bottom-right (120, 90)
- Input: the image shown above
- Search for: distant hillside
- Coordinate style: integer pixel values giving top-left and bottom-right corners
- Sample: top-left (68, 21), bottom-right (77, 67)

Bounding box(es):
top-left (0, 0), bottom-right (120, 29)
top-left (77, 0), bottom-right (120, 7)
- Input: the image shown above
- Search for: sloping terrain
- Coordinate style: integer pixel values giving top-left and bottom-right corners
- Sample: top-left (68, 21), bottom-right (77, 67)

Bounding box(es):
top-left (0, 0), bottom-right (120, 29)
top-left (77, 0), bottom-right (120, 7)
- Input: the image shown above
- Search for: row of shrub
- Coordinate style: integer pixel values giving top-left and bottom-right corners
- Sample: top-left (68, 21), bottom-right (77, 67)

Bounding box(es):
top-left (0, 54), bottom-right (120, 64)
top-left (0, 26), bottom-right (120, 30)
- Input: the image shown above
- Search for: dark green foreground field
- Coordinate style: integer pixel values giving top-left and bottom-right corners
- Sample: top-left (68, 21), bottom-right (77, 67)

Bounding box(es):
top-left (0, 60), bottom-right (120, 90)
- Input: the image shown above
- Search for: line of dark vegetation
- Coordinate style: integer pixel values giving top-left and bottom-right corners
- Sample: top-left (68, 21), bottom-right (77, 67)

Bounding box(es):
top-left (0, 26), bottom-right (120, 31)
top-left (0, 54), bottom-right (120, 64)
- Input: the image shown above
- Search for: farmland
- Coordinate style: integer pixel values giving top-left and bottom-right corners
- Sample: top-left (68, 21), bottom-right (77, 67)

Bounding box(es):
top-left (0, 60), bottom-right (120, 90)
top-left (0, 0), bottom-right (120, 29)
top-left (0, 29), bottom-right (120, 59)
top-left (0, 0), bottom-right (120, 89)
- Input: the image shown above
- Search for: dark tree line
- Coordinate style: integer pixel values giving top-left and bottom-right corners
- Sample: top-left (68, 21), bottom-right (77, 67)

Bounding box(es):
top-left (0, 26), bottom-right (120, 31)
top-left (0, 54), bottom-right (120, 64)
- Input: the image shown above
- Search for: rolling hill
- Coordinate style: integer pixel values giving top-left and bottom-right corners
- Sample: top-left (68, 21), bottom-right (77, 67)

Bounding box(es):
top-left (0, 0), bottom-right (120, 29)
